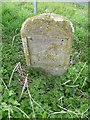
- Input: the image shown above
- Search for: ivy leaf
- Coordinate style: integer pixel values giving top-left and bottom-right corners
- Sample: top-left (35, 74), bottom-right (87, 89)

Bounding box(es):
top-left (9, 98), bottom-right (20, 106)
top-left (9, 90), bottom-right (15, 97)
top-left (13, 100), bottom-right (20, 106)
top-left (1, 102), bottom-right (8, 111)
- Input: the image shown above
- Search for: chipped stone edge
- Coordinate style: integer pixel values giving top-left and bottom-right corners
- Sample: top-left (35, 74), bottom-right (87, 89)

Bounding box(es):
top-left (21, 18), bottom-right (32, 66)
top-left (70, 21), bottom-right (74, 33)
top-left (21, 37), bottom-right (31, 66)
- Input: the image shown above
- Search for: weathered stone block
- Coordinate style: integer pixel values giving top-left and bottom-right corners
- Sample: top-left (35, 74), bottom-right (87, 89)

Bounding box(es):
top-left (21, 13), bottom-right (74, 76)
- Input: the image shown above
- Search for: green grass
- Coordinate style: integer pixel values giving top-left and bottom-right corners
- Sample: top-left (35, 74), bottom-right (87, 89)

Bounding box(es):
top-left (1, 2), bottom-right (89, 119)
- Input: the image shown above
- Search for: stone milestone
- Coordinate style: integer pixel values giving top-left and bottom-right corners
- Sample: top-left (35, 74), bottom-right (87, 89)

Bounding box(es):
top-left (21, 13), bottom-right (74, 76)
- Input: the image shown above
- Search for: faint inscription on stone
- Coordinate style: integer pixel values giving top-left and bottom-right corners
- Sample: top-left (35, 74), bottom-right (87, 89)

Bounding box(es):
top-left (21, 13), bottom-right (74, 75)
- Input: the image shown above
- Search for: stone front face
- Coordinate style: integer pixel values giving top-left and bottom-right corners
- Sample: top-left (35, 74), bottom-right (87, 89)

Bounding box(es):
top-left (21, 13), bottom-right (74, 76)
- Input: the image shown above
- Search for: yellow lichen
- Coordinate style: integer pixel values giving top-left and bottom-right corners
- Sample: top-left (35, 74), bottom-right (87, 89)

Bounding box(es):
top-left (47, 54), bottom-right (56, 61)
top-left (24, 52), bottom-right (30, 66)
top-left (51, 43), bottom-right (59, 49)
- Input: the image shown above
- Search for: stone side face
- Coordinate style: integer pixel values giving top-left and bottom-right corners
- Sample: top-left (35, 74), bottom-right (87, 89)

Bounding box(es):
top-left (21, 13), bottom-right (74, 76)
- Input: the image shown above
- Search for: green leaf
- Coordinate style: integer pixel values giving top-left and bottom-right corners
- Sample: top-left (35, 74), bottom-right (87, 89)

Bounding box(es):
top-left (42, 111), bottom-right (47, 118)
top-left (9, 90), bottom-right (15, 97)
top-left (1, 102), bottom-right (8, 111)
top-left (9, 98), bottom-right (20, 106)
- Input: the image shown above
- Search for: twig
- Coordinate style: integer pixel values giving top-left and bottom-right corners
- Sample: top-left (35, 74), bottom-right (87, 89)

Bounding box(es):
top-left (73, 62), bottom-right (87, 84)
top-left (12, 33), bottom-right (20, 45)
top-left (19, 75), bottom-right (27, 101)
top-left (58, 105), bottom-right (67, 111)
top-left (9, 62), bottom-right (48, 116)
top-left (8, 62), bottom-right (20, 88)
top-left (13, 106), bottom-right (30, 118)
top-left (61, 80), bottom-right (71, 85)
top-left (51, 110), bottom-right (69, 114)
top-left (58, 96), bottom-right (64, 104)
top-left (65, 84), bottom-right (79, 88)
top-left (77, 89), bottom-right (88, 98)
top-left (25, 74), bottom-right (36, 118)
top-left (31, 97), bottom-right (46, 112)
top-left (51, 105), bottom-right (79, 117)
top-left (16, 63), bottom-right (47, 115)
top-left (15, 28), bottom-right (19, 34)
top-left (50, 110), bottom-right (79, 118)
top-left (81, 77), bottom-right (87, 89)
top-left (81, 106), bottom-right (89, 118)
top-left (8, 105), bottom-right (11, 120)
top-left (0, 77), bottom-right (8, 90)
top-left (19, 76), bottom-right (47, 112)
top-left (58, 105), bottom-right (81, 117)
top-left (19, 75), bottom-right (48, 114)
top-left (58, 96), bottom-right (64, 101)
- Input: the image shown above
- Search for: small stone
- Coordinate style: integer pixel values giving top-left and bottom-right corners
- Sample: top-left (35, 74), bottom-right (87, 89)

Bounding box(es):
top-left (21, 13), bottom-right (74, 76)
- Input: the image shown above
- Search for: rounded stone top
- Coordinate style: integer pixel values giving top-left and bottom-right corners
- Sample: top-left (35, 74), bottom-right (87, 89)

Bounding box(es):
top-left (21, 13), bottom-right (74, 75)
top-left (21, 13), bottom-right (74, 38)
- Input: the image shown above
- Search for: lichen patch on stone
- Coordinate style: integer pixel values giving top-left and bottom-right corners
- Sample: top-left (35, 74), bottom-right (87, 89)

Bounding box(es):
top-left (21, 13), bottom-right (74, 76)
